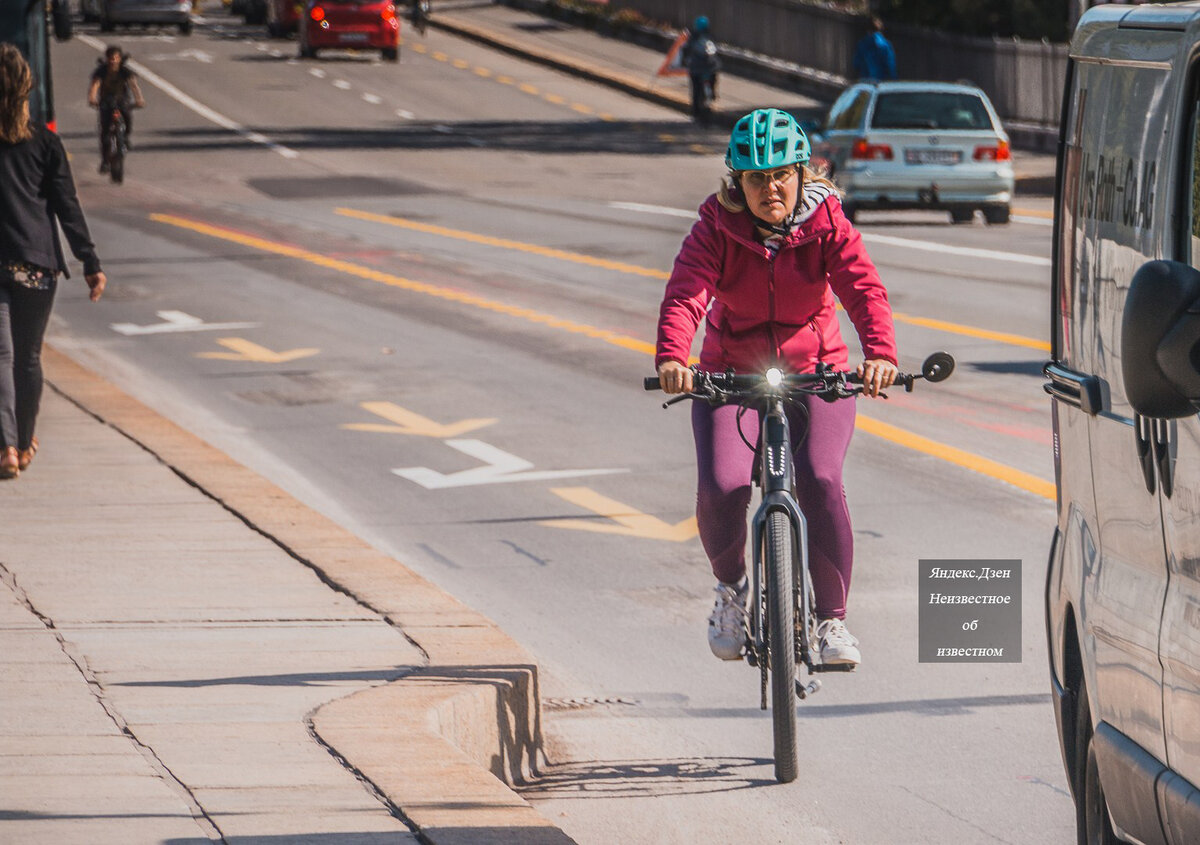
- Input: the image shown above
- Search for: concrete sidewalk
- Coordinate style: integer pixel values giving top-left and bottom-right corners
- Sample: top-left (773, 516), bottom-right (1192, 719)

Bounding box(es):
top-left (0, 348), bottom-right (574, 844)
top-left (428, 1), bottom-right (1058, 195)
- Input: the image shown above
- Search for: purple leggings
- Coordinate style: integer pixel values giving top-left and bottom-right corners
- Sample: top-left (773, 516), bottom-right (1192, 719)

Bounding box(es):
top-left (691, 395), bottom-right (857, 619)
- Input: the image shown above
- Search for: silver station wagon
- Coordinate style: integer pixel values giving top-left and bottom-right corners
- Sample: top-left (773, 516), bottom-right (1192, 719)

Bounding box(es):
top-left (812, 80), bottom-right (1015, 224)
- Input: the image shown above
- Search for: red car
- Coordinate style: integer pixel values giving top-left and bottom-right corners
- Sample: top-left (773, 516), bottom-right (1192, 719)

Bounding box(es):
top-left (299, 0), bottom-right (400, 61)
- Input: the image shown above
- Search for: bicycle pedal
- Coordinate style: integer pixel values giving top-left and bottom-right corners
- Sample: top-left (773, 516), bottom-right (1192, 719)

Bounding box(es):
top-left (795, 678), bottom-right (821, 699)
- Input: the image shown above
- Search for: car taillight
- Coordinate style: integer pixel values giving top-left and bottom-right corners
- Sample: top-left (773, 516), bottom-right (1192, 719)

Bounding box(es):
top-left (381, 4), bottom-right (395, 19)
top-left (310, 5), bottom-right (324, 20)
top-left (973, 140), bottom-right (1011, 161)
top-left (851, 139), bottom-right (893, 161)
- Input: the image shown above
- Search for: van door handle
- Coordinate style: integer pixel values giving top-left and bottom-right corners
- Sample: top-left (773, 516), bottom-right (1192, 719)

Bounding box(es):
top-left (1135, 414), bottom-right (1156, 495)
top-left (1154, 417), bottom-right (1174, 498)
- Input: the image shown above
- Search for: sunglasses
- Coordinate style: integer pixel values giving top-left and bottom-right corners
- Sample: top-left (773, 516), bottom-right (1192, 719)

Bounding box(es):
top-left (739, 167), bottom-right (799, 190)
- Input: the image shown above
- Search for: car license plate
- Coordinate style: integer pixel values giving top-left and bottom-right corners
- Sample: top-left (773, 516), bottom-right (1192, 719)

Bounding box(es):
top-left (905, 148), bottom-right (961, 165)
top-left (339, 32), bottom-right (369, 42)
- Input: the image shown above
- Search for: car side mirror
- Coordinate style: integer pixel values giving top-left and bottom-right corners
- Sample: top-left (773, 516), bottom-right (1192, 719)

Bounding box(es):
top-left (1122, 259), bottom-right (1200, 418)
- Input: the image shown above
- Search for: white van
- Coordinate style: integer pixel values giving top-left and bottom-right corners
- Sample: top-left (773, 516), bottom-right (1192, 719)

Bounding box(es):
top-left (1047, 4), bottom-right (1200, 844)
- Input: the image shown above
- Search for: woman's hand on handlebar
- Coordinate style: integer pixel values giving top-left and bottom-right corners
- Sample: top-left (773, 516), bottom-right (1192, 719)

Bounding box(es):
top-left (856, 358), bottom-right (898, 398)
top-left (658, 360), bottom-right (694, 395)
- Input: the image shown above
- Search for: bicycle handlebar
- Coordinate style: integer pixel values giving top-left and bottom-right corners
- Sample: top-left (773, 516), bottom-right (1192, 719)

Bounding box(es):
top-left (643, 352), bottom-right (955, 403)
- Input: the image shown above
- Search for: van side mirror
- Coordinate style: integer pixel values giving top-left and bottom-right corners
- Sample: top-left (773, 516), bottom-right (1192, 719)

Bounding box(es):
top-left (1122, 259), bottom-right (1200, 418)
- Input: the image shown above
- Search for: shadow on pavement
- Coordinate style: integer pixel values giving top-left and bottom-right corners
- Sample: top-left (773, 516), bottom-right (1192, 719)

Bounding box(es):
top-left (517, 755), bottom-right (774, 799)
top-left (61, 119), bottom-right (728, 156)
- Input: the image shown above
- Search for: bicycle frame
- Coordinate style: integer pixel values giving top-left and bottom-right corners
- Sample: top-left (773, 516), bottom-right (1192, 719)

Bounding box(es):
top-left (748, 391), bottom-right (809, 684)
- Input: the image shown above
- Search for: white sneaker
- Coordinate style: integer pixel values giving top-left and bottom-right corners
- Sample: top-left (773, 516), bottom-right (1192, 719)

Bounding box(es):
top-left (707, 579), bottom-right (748, 660)
top-left (816, 618), bottom-right (861, 666)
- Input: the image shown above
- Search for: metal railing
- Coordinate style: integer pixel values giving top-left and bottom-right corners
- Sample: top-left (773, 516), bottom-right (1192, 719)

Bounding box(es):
top-left (607, 0), bottom-right (1066, 127)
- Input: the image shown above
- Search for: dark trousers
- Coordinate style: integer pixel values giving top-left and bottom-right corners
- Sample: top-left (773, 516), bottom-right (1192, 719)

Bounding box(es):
top-left (0, 278), bottom-right (57, 451)
top-left (98, 106), bottom-right (132, 156)
top-left (689, 73), bottom-right (715, 123)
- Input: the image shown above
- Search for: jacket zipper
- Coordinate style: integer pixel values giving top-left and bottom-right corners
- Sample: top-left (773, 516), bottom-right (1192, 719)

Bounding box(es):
top-left (767, 249), bottom-right (780, 361)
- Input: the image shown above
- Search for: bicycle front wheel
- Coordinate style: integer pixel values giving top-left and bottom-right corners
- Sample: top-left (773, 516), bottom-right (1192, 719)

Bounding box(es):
top-left (765, 509), bottom-right (798, 783)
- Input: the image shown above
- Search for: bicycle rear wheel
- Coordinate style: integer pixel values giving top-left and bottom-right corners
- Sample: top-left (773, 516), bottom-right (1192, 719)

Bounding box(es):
top-left (765, 509), bottom-right (798, 783)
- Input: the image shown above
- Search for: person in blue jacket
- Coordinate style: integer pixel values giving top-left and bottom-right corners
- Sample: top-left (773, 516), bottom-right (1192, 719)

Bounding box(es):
top-left (853, 17), bottom-right (897, 81)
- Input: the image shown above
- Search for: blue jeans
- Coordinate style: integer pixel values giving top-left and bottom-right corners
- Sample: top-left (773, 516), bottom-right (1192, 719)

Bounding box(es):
top-left (0, 277), bottom-right (57, 451)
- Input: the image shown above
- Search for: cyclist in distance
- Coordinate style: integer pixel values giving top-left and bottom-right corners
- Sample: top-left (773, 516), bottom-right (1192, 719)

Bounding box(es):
top-left (681, 15), bottom-right (720, 125)
top-left (655, 108), bottom-right (898, 667)
top-left (87, 45), bottom-right (144, 172)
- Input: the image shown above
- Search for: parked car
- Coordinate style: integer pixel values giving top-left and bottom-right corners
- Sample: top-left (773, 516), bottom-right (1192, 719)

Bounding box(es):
top-left (98, 0), bottom-right (192, 33)
top-left (812, 80), bottom-right (1013, 224)
top-left (298, 0), bottom-right (399, 61)
top-left (1046, 4), bottom-right (1200, 845)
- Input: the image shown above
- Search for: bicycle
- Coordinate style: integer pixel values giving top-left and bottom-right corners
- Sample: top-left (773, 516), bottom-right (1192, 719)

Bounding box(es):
top-left (98, 99), bottom-right (128, 185)
top-left (645, 352), bottom-right (954, 782)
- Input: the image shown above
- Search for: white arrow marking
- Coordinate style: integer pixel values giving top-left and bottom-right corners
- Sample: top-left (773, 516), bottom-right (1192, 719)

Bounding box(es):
top-left (393, 439), bottom-right (627, 489)
top-left (111, 310), bottom-right (260, 336)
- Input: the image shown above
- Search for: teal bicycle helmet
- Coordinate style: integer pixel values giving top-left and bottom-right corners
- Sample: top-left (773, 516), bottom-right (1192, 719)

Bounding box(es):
top-left (725, 108), bottom-right (811, 171)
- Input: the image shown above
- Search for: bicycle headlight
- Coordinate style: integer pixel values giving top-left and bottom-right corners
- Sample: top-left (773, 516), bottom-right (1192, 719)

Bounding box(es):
top-left (765, 368), bottom-right (783, 387)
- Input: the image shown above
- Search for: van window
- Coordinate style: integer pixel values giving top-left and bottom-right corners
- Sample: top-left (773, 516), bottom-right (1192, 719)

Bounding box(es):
top-left (829, 90), bottom-right (870, 131)
top-left (1189, 103), bottom-right (1200, 264)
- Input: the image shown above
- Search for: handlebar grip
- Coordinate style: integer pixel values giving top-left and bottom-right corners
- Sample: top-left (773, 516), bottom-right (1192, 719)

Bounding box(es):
top-left (644, 376), bottom-right (663, 391)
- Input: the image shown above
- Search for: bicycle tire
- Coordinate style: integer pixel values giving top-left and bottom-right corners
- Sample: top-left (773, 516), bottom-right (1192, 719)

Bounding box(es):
top-left (110, 152), bottom-right (124, 184)
top-left (765, 509), bottom-right (798, 783)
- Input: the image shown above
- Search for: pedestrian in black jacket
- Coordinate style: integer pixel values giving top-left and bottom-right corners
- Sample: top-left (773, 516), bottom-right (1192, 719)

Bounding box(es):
top-left (0, 43), bottom-right (106, 479)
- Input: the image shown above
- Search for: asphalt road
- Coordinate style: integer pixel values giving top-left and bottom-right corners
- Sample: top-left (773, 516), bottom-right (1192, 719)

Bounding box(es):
top-left (46, 15), bottom-right (1070, 844)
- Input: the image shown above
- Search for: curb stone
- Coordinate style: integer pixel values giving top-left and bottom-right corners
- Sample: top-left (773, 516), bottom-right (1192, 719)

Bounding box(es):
top-left (42, 344), bottom-right (576, 845)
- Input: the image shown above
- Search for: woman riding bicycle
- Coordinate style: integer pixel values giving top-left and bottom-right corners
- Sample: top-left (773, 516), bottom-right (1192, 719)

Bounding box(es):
top-left (655, 108), bottom-right (898, 667)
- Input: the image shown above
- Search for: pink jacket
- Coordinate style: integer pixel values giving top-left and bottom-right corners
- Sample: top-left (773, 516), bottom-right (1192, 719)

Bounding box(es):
top-left (656, 188), bottom-right (897, 373)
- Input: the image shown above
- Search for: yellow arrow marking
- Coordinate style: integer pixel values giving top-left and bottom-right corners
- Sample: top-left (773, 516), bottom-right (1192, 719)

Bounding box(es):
top-left (543, 487), bottom-right (698, 541)
top-left (341, 401), bottom-right (496, 438)
top-left (197, 338), bottom-right (319, 363)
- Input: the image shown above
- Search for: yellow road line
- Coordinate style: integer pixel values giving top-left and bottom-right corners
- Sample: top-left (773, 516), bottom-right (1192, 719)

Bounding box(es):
top-left (473, 67), bottom-right (492, 78)
top-left (855, 416), bottom-right (1054, 500)
top-left (519, 83), bottom-right (539, 94)
top-left (891, 312), bottom-right (1049, 352)
top-left (1012, 207), bottom-right (1052, 219)
top-left (335, 207), bottom-right (669, 279)
top-left (150, 214), bottom-right (658, 358)
top-left (151, 213), bottom-right (1053, 501)
top-left (337, 208), bottom-right (1049, 350)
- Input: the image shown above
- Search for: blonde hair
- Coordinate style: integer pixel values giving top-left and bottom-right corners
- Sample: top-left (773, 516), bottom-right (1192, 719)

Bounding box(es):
top-left (0, 44), bottom-right (34, 144)
top-left (717, 164), bottom-right (840, 213)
